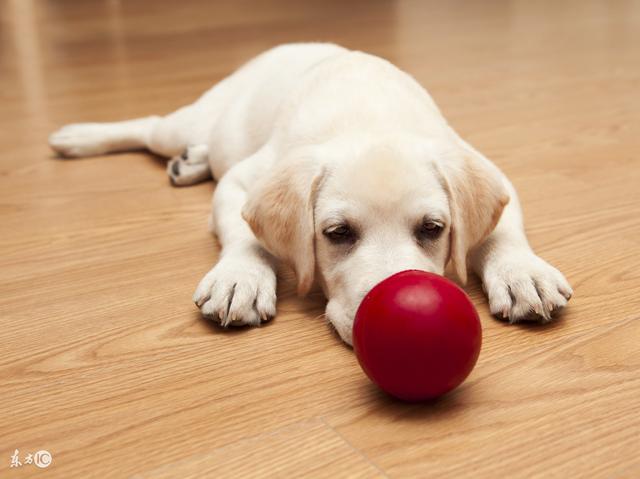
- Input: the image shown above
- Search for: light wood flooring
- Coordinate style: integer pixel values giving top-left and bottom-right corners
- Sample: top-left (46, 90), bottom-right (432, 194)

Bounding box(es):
top-left (1, 1), bottom-right (639, 477)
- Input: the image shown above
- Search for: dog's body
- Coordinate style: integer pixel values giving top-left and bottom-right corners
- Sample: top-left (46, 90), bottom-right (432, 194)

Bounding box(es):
top-left (50, 43), bottom-right (572, 344)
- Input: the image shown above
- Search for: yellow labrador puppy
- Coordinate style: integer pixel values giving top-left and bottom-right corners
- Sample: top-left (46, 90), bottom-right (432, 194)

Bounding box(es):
top-left (50, 43), bottom-right (572, 344)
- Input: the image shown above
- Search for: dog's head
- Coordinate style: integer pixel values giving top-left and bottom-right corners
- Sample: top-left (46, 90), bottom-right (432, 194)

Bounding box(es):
top-left (242, 136), bottom-right (508, 344)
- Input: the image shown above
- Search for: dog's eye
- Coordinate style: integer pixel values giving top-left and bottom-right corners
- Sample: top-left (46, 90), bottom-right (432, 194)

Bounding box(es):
top-left (323, 224), bottom-right (356, 244)
top-left (416, 220), bottom-right (444, 241)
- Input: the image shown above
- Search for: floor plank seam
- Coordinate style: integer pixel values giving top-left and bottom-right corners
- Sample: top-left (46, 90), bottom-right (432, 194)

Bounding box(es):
top-left (319, 416), bottom-right (390, 478)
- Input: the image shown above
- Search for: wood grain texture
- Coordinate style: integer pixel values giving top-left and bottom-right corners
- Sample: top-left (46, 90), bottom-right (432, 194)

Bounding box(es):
top-left (0, 0), bottom-right (638, 477)
top-left (135, 418), bottom-right (383, 479)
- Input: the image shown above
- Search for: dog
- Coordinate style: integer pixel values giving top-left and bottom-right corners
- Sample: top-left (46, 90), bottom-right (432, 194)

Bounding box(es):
top-left (49, 43), bottom-right (572, 344)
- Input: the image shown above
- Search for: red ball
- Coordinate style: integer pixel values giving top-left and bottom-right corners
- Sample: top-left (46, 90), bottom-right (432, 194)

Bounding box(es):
top-left (353, 270), bottom-right (481, 401)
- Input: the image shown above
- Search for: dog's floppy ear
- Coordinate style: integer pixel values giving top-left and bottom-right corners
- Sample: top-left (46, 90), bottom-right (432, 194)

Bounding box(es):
top-left (242, 157), bottom-right (325, 296)
top-left (438, 149), bottom-right (509, 284)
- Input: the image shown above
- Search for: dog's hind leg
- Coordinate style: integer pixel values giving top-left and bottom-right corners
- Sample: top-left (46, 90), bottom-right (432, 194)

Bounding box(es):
top-left (49, 116), bottom-right (163, 158)
top-left (49, 98), bottom-right (213, 159)
top-left (49, 105), bottom-right (214, 186)
top-left (167, 144), bottom-right (212, 186)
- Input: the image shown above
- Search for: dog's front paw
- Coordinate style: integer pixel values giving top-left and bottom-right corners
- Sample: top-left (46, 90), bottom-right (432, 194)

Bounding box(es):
top-left (193, 257), bottom-right (276, 327)
top-left (482, 250), bottom-right (572, 323)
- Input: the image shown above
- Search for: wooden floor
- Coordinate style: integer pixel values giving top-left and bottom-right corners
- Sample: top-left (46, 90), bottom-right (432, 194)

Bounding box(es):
top-left (1, 0), bottom-right (639, 477)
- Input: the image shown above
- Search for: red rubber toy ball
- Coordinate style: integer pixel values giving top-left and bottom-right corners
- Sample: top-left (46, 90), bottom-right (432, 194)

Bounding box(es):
top-left (353, 270), bottom-right (482, 401)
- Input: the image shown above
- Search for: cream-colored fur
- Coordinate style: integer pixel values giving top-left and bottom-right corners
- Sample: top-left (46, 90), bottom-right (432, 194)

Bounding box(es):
top-left (49, 43), bottom-right (572, 344)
